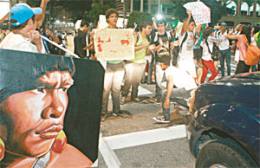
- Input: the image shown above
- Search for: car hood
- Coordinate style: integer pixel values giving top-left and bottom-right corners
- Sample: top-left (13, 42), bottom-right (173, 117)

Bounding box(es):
top-left (194, 72), bottom-right (260, 112)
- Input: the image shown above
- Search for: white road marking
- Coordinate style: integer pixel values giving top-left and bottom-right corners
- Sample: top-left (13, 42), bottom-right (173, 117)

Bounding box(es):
top-left (99, 134), bottom-right (121, 168)
top-left (103, 125), bottom-right (187, 150)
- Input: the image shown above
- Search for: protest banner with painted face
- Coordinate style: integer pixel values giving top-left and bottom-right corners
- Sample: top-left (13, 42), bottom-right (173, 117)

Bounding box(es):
top-left (0, 49), bottom-right (104, 167)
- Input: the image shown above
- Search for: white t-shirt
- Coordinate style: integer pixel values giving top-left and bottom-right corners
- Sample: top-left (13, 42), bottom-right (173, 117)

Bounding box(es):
top-left (178, 32), bottom-right (194, 58)
top-left (215, 31), bottom-right (230, 51)
top-left (201, 37), bottom-right (214, 61)
top-left (0, 32), bottom-right (43, 53)
top-left (156, 65), bottom-right (197, 91)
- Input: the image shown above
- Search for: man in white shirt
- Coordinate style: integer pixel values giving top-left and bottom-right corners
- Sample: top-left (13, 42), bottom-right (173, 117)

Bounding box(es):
top-left (0, 3), bottom-right (44, 53)
top-left (215, 23), bottom-right (231, 77)
top-left (153, 55), bottom-right (197, 124)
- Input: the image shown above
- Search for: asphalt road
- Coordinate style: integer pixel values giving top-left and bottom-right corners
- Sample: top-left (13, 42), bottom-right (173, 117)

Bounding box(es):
top-left (98, 138), bottom-right (195, 168)
top-left (98, 83), bottom-right (195, 168)
top-left (97, 58), bottom-right (238, 167)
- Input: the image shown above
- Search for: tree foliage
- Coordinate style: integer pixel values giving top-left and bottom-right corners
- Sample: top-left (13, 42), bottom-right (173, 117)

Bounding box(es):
top-left (83, 0), bottom-right (115, 25)
top-left (127, 11), bottom-right (152, 28)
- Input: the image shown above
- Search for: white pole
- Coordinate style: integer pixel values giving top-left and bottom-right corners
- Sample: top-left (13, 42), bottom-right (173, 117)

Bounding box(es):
top-left (40, 35), bottom-right (80, 58)
top-left (140, 0), bottom-right (144, 12)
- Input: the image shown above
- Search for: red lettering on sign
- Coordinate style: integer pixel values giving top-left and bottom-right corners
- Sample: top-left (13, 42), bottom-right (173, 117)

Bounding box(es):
top-left (98, 37), bottom-right (104, 43)
top-left (120, 40), bottom-right (129, 45)
top-left (98, 44), bottom-right (102, 52)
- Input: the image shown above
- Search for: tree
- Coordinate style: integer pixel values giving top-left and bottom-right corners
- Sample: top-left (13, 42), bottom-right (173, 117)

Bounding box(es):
top-left (171, 0), bottom-right (190, 22)
top-left (202, 0), bottom-right (227, 24)
top-left (83, 0), bottom-right (115, 25)
top-left (127, 11), bottom-right (152, 28)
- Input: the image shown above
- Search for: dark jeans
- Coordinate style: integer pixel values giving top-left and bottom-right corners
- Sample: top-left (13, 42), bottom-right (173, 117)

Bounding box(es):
top-left (155, 64), bottom-right (162, 100)
top-left (219, 49), bottom-right (231, 77)
top-left (161, 88), bottom-right (193, 120)
top-left (147, 53), bottom-right (155, 83)
top-left (161, 91), bottom-right (171, 121)
top-left (235, 61), bottom-right (250, 74)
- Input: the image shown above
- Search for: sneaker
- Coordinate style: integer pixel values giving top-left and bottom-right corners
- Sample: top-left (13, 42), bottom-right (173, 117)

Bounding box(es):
top-left (132, 97), bottom-right (141, 102)
top-left (112, 112), bottom-right (119, 117)
top-left (152, 116), bottom-right (171, 124)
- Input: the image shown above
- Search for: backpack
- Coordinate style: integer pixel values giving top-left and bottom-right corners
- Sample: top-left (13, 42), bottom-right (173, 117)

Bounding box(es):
top-left (205, 38), bottom-right (220, 61)
top-left (179, 32), bottom-right (188, 52)
top-left (245, 44), bottom-right (260, 66)
top-left (153, 31), bottom-right (172, 62)
top-left (153, 31), bottom-right (172, 43)
top-left (193, 32), bottom-right (203, 60)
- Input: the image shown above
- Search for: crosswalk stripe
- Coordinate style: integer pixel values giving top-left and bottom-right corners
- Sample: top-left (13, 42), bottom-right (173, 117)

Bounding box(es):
top-left (103, 125), bottom-right (187, 150)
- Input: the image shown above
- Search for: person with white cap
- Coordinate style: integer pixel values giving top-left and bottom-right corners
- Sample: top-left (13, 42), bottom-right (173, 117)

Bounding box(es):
top-left (0, 3), bottom-right (44, 53)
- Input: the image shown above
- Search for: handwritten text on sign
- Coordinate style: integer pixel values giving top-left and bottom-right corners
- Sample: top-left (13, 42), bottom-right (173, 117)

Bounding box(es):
top-left (184, 1), bottom-right (211, 24)
top-left (94, 29), bottom-right (135, 61)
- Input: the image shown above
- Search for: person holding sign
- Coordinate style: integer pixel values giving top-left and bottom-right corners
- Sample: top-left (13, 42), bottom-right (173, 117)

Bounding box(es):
top-left (101, 9), bottom-right (127, 116)
top-left (177, 11), bottom-right (197, 83)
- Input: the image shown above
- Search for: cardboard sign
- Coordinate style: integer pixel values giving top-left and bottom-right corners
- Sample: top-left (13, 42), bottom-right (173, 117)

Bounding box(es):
top-left (0, 1), bottom-right (9, 21)
top-left (184, 1), bottom-right (211, 24)
top-left (94, 28), bottom-right (135, 61)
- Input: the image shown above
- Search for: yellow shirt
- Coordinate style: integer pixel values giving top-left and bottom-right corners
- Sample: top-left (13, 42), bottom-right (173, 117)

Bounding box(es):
top-left (132, 33), bottom-right (149, 64)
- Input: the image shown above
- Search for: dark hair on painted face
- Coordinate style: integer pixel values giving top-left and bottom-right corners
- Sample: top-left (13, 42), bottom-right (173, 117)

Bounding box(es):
top-left (0, 49), bottom-right (75, 102)
top-left (105, 8), bottom-right (118, 21)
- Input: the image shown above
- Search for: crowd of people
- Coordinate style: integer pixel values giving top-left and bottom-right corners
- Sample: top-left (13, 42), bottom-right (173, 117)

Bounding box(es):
top-left (0, 1), bottom-right (94, 167)
top-left (0, 1), bottom-right (260, 126)
top-left (1, 2), bottom-right (260, 124)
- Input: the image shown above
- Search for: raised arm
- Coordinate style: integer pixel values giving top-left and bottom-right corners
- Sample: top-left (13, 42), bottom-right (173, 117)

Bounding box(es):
top-left (164, 75), bottom-right (174, 109)
top-left (34, 0), bottom-right (49, 29)
top-left (225, 33), bottom-right (239, 40)
top-left (181, 11), bottom-right (192, 35)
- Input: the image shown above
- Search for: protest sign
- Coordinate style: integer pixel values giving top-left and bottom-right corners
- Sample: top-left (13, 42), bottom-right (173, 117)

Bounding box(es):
top-left (0, 0), bottom-right (9, 22)
top-left (94, 28), bottom-right (135, 61)
top-left (184, 1), bottom-right (211, 24)
top-left (0, 49), bottom-right (104, 166)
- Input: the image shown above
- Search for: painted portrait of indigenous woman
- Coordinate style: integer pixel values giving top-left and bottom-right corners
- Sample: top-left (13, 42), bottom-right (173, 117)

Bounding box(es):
top-left (0, 49), bottom-right (104, 167)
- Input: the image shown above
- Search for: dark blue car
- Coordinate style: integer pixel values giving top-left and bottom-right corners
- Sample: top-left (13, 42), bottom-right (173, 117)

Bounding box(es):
top-left (188, 72), bottom-right (260, 168)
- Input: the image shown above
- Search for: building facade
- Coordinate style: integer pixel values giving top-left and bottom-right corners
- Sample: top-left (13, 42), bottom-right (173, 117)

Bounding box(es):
top-left (119, 0), bottom-right (260, 25)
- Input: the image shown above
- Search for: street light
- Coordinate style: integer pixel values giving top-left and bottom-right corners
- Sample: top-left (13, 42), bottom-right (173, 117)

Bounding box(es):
top-left (156, 13), bottom-right (164, 20)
